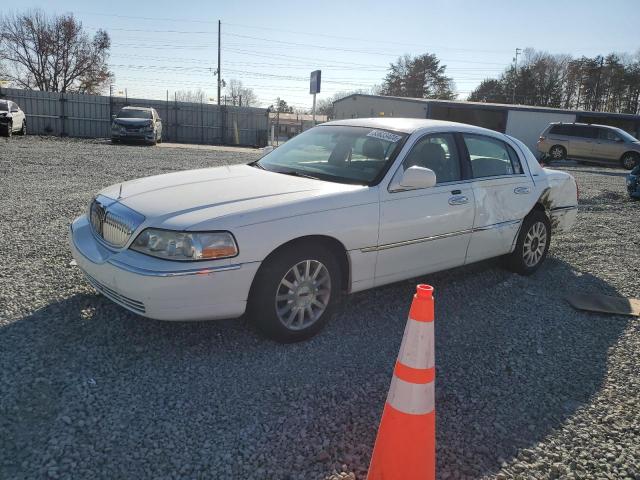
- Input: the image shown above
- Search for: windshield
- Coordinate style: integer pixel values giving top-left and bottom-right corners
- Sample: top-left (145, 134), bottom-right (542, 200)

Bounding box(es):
top-left (0, 100), bottom-right (8, 111)
top-left (117, 109), bottom-right (152, 119)
top-left (615, 128), bottom-right (639, 143)
top-left (256, 125), bottom-right (407, 185)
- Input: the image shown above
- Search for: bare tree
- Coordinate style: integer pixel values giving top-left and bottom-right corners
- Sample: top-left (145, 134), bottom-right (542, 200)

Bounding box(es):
top-left (0, 10), bottom-right (112, 94)
top-left (224, 79), bottom-right (257, 107)
top-left (175, 88), bottom-right (207, 103)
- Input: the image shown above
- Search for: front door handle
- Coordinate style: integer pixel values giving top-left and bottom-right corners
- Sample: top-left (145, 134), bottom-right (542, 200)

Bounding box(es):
top-left (514, 186), bottom-right (531, 195)
top-left (449, 195), bottom-right (469, 206)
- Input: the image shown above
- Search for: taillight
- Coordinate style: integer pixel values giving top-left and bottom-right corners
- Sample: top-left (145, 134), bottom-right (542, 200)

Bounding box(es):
top-left (538, 136), bottom-right (546, 142)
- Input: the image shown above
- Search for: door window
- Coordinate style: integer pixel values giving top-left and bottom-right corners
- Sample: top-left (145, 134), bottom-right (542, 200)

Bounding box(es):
top-left (402, 133), bottom-right (461, 184)
top-left (573, 126), bottom-right (597, 139)
top-left (463, 134), bottom-right (523, 178)
top-left (598, 129), bottom-right (622, 142)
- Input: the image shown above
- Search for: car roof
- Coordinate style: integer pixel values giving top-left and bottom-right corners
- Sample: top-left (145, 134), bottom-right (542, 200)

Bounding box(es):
top-left (121, 106), bottom-right (154, 111)
top-left (323, 117), bottom-right (498, 135)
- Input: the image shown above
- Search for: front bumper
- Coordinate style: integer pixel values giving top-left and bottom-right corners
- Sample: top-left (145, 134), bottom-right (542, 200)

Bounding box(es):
top-left (112, 129), bottom-right (156, 142)
top-left (69, 215), bottom-right (260, 320)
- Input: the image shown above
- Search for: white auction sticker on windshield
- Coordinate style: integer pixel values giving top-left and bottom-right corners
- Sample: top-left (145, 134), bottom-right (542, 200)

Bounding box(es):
top-left (366, 129), bottom-right (403, 143)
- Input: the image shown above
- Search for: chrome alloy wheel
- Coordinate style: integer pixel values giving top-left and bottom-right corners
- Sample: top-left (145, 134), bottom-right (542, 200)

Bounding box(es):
top-left (275, 259), bottom-right (331, 330)
top-left (550, 146), bottom-right (564, 160)
top-left (523, 221), bottom-right (548, 267)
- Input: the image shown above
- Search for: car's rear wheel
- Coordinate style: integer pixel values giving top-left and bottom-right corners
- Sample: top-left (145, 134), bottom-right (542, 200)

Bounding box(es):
top-left (18, 120), bottom-right (26, 135)
top-left (621, 152), bottom-right (639, 170)
top-left (249, 244), bottom-right (341, 342)
top-left (549, 145), bottom-right (566, 161)
top-left (507, 210), bottom-right (551, 275)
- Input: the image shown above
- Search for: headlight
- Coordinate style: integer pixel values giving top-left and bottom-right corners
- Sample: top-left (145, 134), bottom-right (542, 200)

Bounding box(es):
top-left (142, 124), bottom-right (154, 132)
top-left (130, 229), bottom-right (238, 261)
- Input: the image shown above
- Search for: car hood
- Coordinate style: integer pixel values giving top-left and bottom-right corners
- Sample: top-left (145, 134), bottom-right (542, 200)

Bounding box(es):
top-left (99, 164), bottom-right (369, 230)
top-left (113, 118), bottom-right (152, 126)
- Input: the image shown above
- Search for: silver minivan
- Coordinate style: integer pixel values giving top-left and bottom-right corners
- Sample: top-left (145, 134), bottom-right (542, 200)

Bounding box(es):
top-left (111, 106), bottom-right (163, 145)
top-left (537, 122), bottom-right (640, 170)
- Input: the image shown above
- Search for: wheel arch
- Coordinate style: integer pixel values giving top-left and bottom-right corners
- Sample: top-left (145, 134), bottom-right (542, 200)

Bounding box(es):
top-left (249, 234), bottom-right (351, 297)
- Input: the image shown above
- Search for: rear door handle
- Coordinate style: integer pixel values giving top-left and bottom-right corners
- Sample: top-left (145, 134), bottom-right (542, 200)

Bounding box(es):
top-left (449, 195), bottom-right (469, 206)
top-left (514, 186), bottom-right (530, 195)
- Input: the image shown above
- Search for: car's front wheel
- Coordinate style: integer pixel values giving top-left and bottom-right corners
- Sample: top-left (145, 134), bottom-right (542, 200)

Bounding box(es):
top-left (3, 121), bottom-right (12, 137)
top-left (507, 210), bottom-right (551, 275)
top-left (249, 243), bottom-right (341, 342)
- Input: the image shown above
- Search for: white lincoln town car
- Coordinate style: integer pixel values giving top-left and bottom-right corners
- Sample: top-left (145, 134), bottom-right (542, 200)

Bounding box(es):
top-left (70, 119), bottom-right (578, 341)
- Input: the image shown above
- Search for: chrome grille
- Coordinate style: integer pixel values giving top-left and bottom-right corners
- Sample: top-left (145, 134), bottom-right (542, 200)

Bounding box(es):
top-left (89, 195), bottom-right (145, 248)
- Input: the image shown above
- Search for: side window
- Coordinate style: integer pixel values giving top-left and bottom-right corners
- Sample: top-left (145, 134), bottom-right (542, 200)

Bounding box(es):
top-left (402, 133), bottom-right (461, 184)
top-left (463, 134), bottom-right (522, 178)
top-left (574, 126), bottom-right (597, 139)
top-left (550, 125), bottom-right (571, 136)
top-left (598, 129), bottom-right (621, 142)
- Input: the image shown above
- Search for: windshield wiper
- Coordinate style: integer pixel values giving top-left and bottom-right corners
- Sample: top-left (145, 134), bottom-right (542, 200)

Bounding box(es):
top-left (278, 170), bottom-right (323, 180)
top-left (249, 161), bottom-right (265, 169)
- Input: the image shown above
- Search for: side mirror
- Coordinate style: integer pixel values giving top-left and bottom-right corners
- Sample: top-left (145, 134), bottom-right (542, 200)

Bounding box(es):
top-left (393, 166), bottom-right (437, 190)
top-left (111, 114), bottom-right (116, 121)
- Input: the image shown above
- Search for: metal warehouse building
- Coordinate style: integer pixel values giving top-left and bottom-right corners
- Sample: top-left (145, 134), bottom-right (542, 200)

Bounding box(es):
top-left (333, 94), bottom-right (640, 157)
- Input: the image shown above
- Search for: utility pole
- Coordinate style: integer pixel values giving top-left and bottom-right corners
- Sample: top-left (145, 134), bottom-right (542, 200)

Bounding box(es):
top-left (217, 20), bottom-right (221, 105)
top-left (512, 48), bottom-right (521, 104)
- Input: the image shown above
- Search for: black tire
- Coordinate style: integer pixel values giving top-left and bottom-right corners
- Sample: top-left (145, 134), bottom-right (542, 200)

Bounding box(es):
top-left (111, 138), bottom-right (120, 144)
top-left (507, 210), bottom-right (551, 275)
top-left (248, 243), bottom-right (342, 342)
top-left (549, 145), bottom-right (566, 161)
top-left (18, 120), bottom-right (26, 136)
top-left (621, 152), bottom-right (639, 170)
top-left (4, 121), bottom-right (12, 137)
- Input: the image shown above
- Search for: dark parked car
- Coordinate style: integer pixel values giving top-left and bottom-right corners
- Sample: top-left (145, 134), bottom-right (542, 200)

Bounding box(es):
top-left (111, 106), bottom-right (163, 145)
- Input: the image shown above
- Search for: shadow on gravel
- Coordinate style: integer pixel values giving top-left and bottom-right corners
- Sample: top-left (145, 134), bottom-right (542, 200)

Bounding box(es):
top-left (0, 257), bottom-right (629, 479)
top-left (565, 167), bottom-right (628, 178)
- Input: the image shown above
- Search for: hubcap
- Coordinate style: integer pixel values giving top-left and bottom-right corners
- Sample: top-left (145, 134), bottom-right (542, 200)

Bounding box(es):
top-left (275, 259), bottom-right (331, 330)
top-left (551, 147), bottom-right (563, 159)
top-left (523, 221), bottom-right (547, 267)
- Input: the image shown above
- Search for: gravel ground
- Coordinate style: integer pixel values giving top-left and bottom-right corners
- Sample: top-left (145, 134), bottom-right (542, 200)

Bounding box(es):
top-left (0, 136), bottom-right (638, 480)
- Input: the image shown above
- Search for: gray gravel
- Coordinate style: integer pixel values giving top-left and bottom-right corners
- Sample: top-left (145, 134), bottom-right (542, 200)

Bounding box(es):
top-left (1, 136), bottom-right (638, 480)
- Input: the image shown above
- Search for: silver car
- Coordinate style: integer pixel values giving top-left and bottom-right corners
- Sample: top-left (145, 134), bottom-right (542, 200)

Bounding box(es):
top-left (537, 122), bottom-right (640, 170)
top-left (111, 106), bottom-right (163, 145)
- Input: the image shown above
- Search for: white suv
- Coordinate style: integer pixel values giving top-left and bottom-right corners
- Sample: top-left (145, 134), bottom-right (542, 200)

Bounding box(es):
top-left (0, 100), bottom-right (27, 137)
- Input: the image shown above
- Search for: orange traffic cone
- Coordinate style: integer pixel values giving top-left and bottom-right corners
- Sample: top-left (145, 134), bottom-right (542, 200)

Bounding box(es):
top-left (367, 284), bottom-right (436, 480)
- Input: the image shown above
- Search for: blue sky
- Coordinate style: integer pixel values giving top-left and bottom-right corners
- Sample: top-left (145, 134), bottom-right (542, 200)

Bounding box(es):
top-left (9, 0), bottom-right (640, 109)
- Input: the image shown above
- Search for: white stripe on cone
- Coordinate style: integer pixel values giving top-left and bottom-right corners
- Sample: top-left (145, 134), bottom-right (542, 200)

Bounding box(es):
top-left (387, 376), bottom-right (435, 415)
top-left (397, 319), bottom-right (435, 370)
